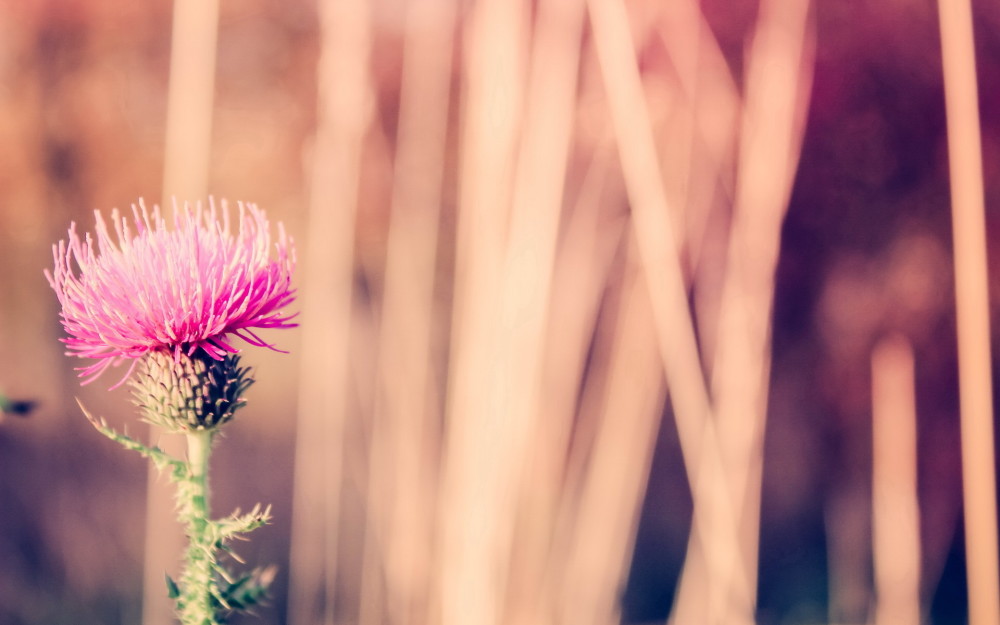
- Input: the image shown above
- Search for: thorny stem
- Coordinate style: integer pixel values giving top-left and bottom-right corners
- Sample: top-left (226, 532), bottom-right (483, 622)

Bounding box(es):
top-left (179, 429), bottom-right (220, 625)
top-left (79, 401), bottom-right (274, 624)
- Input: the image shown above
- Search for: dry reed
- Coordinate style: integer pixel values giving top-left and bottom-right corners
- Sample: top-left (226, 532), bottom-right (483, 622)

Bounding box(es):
top-left (588, 0), bottom-right (814, 622)
top-left (871, 335), bottom-right (922, 625)
top-left (557, 240), bottom-right (666, 625)
top-left (284, 0), bottom-right (818, 623)
top-left (287, 1), bottom-right (372, 625)
top-left (937, 1), bottom-right (1000, 624)
top-left (145, 1), bottom-right (220, 624)
top-left (702, 0), bottom-right (813, 617)
top-left (434, 0), bottom-right (529, 623)
top-left (587, 0), bottom-right (743, 620)
top-left (370, 2), bottom-right (455, 624)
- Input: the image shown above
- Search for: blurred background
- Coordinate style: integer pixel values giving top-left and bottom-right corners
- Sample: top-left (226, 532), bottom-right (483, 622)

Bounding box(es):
top-left (1, 1), bottom-right (999, 624)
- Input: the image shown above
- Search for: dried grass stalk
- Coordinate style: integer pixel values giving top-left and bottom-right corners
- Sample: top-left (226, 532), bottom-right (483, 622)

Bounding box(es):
top-left (586, 0), bottom-right (747, 622)
top-left (287, 1), bottom-right (372, 624)
top-left (872, 335), bottom-right (922, 625)
top-left (705, 0), bottom-right (814, 613)
top-left (937, 1), bottom-right (1000, 623)
top-left (436, 1), bottom-right (528, 624)
top-left (558, 240), bottom-right (666, 625)
top-left (373, 1), bottom-right (456, 623)
top-left (146, 1), bottom-right (220, 624)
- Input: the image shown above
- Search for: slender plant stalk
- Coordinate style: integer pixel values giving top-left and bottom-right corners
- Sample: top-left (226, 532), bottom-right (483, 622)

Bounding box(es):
top-left (705, 0), bottom-right (813, 618)
top-left (937, 1), bottom-right (1000, 624)
top-left (288, 1), bottom-right (371, 624)
top-left (437, 0), bottom-right (527, 623)
top-left (871, 335), bottom-right (922, 625)
top-left (586, 1), bottom-right (749, 622)
top-left (153, 0), bottom-right (220, 621)
top-left (372, 1), bottom-right (455, 623)
top-left (178, 430), bottom-right (216, 625)
top-left (558, 240), bottom-right (666, 625)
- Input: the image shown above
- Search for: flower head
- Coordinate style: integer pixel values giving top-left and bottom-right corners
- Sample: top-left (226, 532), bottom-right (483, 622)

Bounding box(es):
top-left (130, 351), bottom-right (253, 432)
top-left (46, 199), bottom-right (296, 385)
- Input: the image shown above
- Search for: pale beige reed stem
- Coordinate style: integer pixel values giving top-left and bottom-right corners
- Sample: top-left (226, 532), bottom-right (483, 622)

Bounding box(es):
top-left (586, 0), bottom-right (750, 622)
top-left (653, 0), bottom-right (743, 386)
top-left (372, 1), bottom-right (455, 623)
top-left (146, 2), bottom-right (219, 624)
top-left (937, 1), bottom-right (1000, 624)
top-left (871, 335), bottom-right (922, 625)
top-left (287, 1), bottom-right (372, 624)
top-left (489, 0), bottom-right (586, 622)
top-left (703, 0), bottom-right (814, 618)
top-left (558, 239), bottom-right (667, 625)
top-left (512, 151), bottom-right (624, 625)
top-left (161, 0), bottom-right (218, 200)
top-left (654, 0), bottom-right (741, 296)
top-left (437, 0), bottom-right (528, 623)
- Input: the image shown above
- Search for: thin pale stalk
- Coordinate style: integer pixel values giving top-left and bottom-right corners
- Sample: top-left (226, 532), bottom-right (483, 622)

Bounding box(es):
top-left (373, 1), bottom-right (455, 623)
top-left (937, 1), bottom-right (1000, 624)
top-left (161, 0), bottom-right (219, 199)
top-left (655, 0), bottom-right (742, 372)
top-left (558, 239), bottom-right (665, 625)
top-left (147, 2), bottom-right (220, 624)
top-left (586, 0), bottom-right (750, 622)
top-left (287, 1), bottom-right (371, 624)
top-left (482, 0), bottom-right (586, 621)
top-left (437, 1), bottom-right (528, 624)
top-left (872, 336), bottom-right (922, 625)
top-left (702, 0), bottom-right (814, 619)
top-left (657, 0), bottom-right (741, 188)
top-left (511, 150), bottom-right (623, 625)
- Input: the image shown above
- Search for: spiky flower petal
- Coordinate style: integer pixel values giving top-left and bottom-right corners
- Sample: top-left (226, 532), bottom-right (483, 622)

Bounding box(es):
top-left (45, 199), bottom-right (296, 384)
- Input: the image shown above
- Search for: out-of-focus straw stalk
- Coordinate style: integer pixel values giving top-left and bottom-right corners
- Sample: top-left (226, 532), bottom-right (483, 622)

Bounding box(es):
top-left (589, 0), bottom-right (813, 623)
top-left (435, 0), bottom-right (528, 623)
top-left (871, 335), bottom-right (922, 625)
top-left (936, 1), bottom-right (1000, 624)
top-left (287, 0), bottom-right (818, 622)
top-left (287, 1), bottom-right (371, 624)
top-left (146, 1), bottom-right (219, 624)
top-left (587, 0), bottom-right (746, 622)
top-left (161, 0), bottom-right (219, 200)
top-left (492, 0), bottom-right (586, 622)
top-left (372, 1), bottom-right (455, 623)
top-left (705, 0), bottom-right (813, 616)
top-left (508, 155), bottom-right (622, 625)
top-left (654, 0), bottom-right (741, 295)
top-left (557, 241), bottom-right (666, 625)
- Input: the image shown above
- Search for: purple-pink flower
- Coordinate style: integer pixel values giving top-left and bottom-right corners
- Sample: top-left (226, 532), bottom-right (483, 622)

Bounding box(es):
top-left (46, 199), bottom-right (296, 384)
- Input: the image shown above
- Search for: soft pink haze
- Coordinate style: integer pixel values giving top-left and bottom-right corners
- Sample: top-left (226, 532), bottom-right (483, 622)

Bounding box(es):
top-left (45, 199), bottom-right (297, 384)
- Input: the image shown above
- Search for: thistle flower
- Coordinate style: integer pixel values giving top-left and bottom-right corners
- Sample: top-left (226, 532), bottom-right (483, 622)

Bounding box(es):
top-left (45, 199), bottom-right (296, 385)
top-left (49, 199), bottom-right (294, 624)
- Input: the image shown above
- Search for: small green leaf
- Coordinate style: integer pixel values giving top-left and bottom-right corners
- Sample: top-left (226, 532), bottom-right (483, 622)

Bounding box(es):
top-left (165, 573), bottom-right (180, 599)
top-left (220, 565), bottom-right (277, 612)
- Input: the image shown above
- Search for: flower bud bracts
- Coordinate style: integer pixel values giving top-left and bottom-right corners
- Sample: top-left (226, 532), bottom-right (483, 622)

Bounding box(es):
top-left (130, 351), bottom-right (254, 432)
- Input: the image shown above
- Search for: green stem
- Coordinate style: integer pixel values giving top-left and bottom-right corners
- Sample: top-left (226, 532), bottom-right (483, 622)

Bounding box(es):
top-left (178, 429), bottom-right (220, 625)
top-left (81, 400), bottom-right (273, 621)
top-left (187, 430), bottom-right (212, 516)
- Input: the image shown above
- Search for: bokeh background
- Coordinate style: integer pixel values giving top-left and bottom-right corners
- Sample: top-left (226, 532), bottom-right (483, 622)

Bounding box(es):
top-left (1, 1), bottom-right (999, 624)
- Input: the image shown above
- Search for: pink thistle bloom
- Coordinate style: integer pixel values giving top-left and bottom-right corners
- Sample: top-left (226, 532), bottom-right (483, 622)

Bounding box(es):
top-left (45, 199), bottom-right (297, 385)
